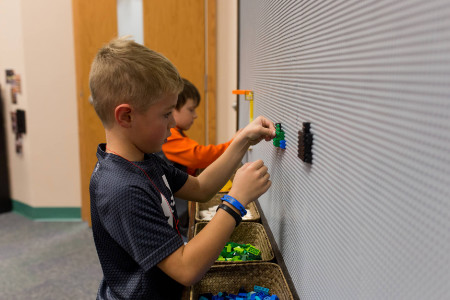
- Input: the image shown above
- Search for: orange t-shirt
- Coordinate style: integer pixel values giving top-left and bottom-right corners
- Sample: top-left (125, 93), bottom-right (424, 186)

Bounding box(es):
top-left (162, 128), bottom-right (232, 176)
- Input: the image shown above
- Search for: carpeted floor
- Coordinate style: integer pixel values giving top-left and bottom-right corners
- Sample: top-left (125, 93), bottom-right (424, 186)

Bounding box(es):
top-left (0, 212), bottom-right (103, 300)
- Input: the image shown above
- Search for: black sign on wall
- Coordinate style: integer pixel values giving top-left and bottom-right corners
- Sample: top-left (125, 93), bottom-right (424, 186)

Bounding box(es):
top-left (0, 87), bottom-right (12, 213)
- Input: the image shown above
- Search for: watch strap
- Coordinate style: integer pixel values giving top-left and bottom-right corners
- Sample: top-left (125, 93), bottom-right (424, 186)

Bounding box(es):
top-left (217, 203), bottom-right (242, 227)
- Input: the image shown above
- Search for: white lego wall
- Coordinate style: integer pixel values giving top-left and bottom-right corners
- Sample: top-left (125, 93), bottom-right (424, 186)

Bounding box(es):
top-left (238, 1), bottom-right (450, 299)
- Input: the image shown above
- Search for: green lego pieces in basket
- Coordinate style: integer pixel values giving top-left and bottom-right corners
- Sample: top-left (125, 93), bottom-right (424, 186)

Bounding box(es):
top-left (234, 246), bottom-right (244, 253)
top-left (246, 245), bottom-right (261, 256)
top-left (217, 242), bottom-right (262, 262)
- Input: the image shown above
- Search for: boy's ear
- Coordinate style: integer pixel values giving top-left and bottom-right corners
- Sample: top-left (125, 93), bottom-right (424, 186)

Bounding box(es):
top-left (115, 104), bottom-right (133, 128)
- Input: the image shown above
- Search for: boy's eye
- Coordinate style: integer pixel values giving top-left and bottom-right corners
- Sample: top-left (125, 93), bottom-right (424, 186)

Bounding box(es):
top-left (164, 112), bottom-right (172, 118)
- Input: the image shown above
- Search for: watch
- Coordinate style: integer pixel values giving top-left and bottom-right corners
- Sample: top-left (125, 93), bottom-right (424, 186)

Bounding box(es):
top-left (217, 203), bottom-right (242, 227)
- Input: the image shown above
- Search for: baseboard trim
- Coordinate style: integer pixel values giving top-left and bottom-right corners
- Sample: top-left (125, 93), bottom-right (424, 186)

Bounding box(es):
top-left (12, 199), bottom-right (81, 221)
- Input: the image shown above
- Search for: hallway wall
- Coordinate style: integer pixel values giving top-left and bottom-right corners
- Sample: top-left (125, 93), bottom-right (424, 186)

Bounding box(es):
top-left (0, 0), bottom-right (81, 211)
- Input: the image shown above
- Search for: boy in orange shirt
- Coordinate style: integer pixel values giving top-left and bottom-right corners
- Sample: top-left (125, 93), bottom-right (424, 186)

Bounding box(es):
top-left (162, 78), bottom-right (234, 176)
top-left (162, 78), bottom-right (236, 237)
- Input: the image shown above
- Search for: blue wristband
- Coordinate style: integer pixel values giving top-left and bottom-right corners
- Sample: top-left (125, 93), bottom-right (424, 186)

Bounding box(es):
top-left (221, 194), bottom-right (247, 217)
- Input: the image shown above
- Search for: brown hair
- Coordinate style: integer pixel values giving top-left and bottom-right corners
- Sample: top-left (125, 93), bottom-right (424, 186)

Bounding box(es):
top-left (176, 78), bottom-right (200, 110)
top-left (89, 36), bottom-right (184, 127)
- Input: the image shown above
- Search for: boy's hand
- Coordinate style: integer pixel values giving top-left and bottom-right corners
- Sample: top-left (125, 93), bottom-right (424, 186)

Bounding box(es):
top-left (227, 160), bottom-right (271, 207)
top-left (240, 116), bottom-right (276, 146)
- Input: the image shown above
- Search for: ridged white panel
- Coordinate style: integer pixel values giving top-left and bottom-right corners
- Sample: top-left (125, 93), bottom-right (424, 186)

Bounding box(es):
top-left (239, 1), bottom-right (450, 299)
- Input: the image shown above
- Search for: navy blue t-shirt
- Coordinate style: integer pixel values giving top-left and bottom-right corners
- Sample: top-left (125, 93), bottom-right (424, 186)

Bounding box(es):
top-left (90, 144), bottom-right (188, 299)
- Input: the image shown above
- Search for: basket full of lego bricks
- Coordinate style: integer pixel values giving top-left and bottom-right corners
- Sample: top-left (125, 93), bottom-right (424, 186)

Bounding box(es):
top-left (190, 263), bottom-right (294, 300)
top-left (194, 222), bottom-right (274, 263)
top-left (195, 194), bottom-right (260, 223)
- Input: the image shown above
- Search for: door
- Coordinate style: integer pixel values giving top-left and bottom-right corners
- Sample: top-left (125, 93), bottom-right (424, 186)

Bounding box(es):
top-left (143, 0), bottom-right (216, 145)
top-left (72, 0), bottom-right (118, 224)
top-left (74, 0), bottom-right (216, 224)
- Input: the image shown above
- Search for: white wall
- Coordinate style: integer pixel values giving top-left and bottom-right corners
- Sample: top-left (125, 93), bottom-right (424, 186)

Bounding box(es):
top-left (216, 0), bottom-right (238, 143)
top-left (0, 0), bottom-right (31, 206)
top-left (0, 0), bottom-right (81, 207)
top-left (117, 0), bottom-right (144, 44)
top-left (240, 1), bottom-right (450, 299)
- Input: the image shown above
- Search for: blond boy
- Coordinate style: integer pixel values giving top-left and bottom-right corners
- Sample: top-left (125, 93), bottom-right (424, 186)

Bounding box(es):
top-left (89, 37), bottom-right (275, 299)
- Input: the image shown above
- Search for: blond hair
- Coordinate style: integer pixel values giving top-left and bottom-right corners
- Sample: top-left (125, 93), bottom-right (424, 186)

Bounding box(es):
top-left (89, 37), bottom-right (183, 127)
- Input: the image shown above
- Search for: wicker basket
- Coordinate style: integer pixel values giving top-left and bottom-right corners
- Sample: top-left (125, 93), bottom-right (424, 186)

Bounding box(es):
top-left (194, 222), bottom-right (274, 263)
top-left (190, 263), bottom-right (294, 300)
top-left (195, 194), bottom-right (260, 223)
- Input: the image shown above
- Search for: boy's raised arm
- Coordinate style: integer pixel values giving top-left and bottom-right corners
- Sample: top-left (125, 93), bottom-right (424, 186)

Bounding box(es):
top-left (174, 115), bottom-right (276, 202)
top-left (161, 116), bottom-right (275, 286)
top-left (158, 158), bottom-right (272, 286)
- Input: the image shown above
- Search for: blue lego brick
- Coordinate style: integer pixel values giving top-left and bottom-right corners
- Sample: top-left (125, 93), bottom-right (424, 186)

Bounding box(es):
top-left (254, 285), bottom-right (269, 295)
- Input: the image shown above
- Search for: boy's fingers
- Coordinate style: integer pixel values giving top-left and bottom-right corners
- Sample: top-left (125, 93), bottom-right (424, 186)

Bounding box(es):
top-left (261, 127), bottom-right (276, 139)
top-left (258, 165), bottom-right (268, 177)
top-left (262, 179), bottom-right (272, 192)
top-left (240, 162), bottom-right (251, 169)
top-left (260, 117), bottom-right (276, 133)
top-left (261, 166), bottom-right (269, 175)
top-left (250, 160), bottom-right (265, 170)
